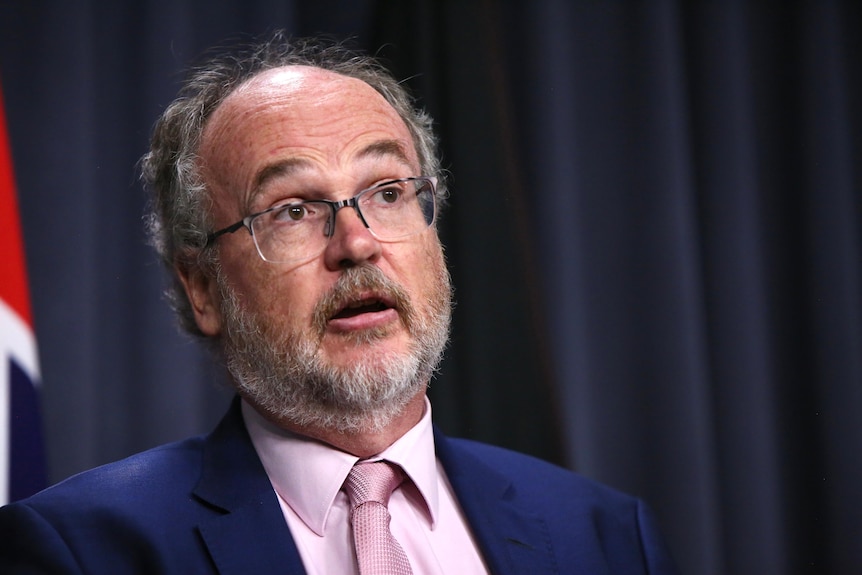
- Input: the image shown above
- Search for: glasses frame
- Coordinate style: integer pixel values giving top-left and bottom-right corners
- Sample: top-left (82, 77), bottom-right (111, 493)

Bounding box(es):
top-left (205, 176), bottom-right (438, 263)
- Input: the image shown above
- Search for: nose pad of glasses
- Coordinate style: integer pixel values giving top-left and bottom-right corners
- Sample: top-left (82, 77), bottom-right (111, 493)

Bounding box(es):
top-left (326, 204), bottom-right (372, 238)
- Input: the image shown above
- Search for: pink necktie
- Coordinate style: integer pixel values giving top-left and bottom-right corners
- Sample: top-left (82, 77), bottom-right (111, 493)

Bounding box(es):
top-left (344, 461), bottom-right (414, 575)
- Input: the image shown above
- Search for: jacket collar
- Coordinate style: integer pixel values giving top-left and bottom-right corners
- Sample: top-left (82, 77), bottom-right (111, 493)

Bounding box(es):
top-left (191, 399), bottom-right (558, 575)
top-left (434, 428), bottom-right (559, 575)
top-left (193, 397), bottom-right (307, 575)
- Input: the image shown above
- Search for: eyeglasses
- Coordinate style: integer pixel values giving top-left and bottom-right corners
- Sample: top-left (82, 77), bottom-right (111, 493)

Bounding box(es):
top-left (206, 176), bottom-right (438, 264)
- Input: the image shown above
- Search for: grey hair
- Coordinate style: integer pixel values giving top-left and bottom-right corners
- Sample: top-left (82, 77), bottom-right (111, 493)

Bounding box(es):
top-left (140, 32), bottom-right (445, 338)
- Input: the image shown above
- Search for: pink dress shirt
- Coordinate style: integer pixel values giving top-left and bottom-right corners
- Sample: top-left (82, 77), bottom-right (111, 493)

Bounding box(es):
top-left (242, 398), bottom-right (490, 575)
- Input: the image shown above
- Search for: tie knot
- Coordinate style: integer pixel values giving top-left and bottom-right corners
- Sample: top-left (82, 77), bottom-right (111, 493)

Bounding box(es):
top-left (344, 461), bottom-right (404, 508)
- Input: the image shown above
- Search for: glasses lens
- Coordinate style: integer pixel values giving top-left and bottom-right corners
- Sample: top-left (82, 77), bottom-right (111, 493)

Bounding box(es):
top-left (250, 200), bottom-right (331, 263)
top-left (359, 178), bottom-right (436, 240)
top-left (247, 177), bottom-right (436, 264)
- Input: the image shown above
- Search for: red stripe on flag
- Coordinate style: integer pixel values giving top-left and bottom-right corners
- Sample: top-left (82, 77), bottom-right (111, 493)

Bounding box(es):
top-left (0, 83), bottom-right (33, 328)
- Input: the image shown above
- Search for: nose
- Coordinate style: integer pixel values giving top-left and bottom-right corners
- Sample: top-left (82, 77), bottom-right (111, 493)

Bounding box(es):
top-left (322, 204), bottom-right (382, 269)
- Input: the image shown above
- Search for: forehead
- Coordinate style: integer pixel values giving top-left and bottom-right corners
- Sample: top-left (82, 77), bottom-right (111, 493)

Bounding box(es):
top-left (224, 65), bottom-right (379, 113)
top-left (199, 66), bottom-right (418, 180)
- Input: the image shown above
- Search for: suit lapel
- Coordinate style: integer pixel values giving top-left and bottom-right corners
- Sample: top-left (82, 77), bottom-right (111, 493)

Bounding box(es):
top-left (190, 403), bottom-right (560, 574)
top-left (435, 429), bottom-right (558, 575)
top-left (193, 398), bottom-right (306, 575)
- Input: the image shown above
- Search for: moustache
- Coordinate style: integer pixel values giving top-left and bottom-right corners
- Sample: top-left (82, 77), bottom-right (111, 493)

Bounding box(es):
top-left (312, 265), bottom-right (414, 334)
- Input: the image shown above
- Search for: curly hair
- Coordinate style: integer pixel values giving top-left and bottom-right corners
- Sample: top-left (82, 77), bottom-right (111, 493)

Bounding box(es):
top-left (140, 32), bottom-right (445, 338)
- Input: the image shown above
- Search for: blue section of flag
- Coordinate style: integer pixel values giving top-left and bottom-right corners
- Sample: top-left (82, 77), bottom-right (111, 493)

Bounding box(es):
top-left (9, 358), bottom-right (47, 501)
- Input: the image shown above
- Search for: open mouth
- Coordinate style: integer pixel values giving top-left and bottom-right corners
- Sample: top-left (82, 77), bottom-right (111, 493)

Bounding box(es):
top-left (331, 296), bottom-right (394, 320)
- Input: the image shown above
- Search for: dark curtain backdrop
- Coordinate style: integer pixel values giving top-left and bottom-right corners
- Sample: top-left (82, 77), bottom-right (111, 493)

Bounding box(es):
top-left (1, 1), bottom-right (859, 574)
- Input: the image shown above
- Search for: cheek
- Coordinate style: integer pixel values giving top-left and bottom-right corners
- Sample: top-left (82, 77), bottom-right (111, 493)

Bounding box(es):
top-left (256, 265), bottom-right (328, 330)
top-left (389, 235), bottom-right (446, 294)
top-left (219, 252), bottom-right (311, 327)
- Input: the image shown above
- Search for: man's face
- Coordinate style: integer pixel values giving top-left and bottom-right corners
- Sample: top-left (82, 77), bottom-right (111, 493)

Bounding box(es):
top-left (188, 66), bottom-right (451, 432)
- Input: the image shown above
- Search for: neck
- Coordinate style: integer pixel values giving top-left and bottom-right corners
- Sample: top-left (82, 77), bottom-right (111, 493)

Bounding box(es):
top-left (251, 391), bottom-right (427, 458)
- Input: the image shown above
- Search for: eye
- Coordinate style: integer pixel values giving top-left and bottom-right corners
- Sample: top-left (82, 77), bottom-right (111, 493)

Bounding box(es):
top-left (381, 188), bottom-right (400, 203)
top-left (372, 186), bottom-right (404, 205)
top-left (271, 203), bottom-right (312, 222)
top-left (286, 205), bottom-right (307, 220)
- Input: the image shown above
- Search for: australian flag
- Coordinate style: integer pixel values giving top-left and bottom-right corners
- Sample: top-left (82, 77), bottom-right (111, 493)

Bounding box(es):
top-left (0, 82), bottom-right (47, 504)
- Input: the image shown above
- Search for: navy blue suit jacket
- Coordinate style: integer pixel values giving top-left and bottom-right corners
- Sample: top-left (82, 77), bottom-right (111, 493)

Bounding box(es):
top-left (0, 399), bottom-right (679, 574)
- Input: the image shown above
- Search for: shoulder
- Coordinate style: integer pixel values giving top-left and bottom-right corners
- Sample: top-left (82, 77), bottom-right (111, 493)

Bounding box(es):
top-left (436, 435), bottom-right (680, 574)
top-left (8, 435), bottom-right (206, 519)
top-left (0, 435), bottom-right (218, 574)
top-left (440, 434), bottom-right (632, 504)
top-left (437, 433), bottom-right (650, 534)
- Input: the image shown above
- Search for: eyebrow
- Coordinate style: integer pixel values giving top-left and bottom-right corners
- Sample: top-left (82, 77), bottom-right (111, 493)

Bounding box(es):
top-left (244, 158), bottom-right (312, 213)
top-left (252, 157), bottom-right (313, 196)
top-left (246, 139), bottom-right (416, 209)
top-left (355, 139), bottom-right (414, 168)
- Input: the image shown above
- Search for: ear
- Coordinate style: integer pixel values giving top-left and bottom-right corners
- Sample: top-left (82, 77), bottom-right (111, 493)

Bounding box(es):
top-left (175, 260), bottom-right (223, 337)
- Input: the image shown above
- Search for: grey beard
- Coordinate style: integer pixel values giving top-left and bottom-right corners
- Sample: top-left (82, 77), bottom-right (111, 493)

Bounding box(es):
top-left (217, 263), bottom-right (452, 434)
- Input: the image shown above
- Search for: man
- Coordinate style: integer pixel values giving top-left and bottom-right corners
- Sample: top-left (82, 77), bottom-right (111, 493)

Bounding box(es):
top-left (0, 34), bottom-right (679, 574)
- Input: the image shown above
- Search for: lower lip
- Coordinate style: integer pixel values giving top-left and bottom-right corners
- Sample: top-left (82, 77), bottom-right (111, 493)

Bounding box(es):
top-left (327, 308), bottom-right (400, 333)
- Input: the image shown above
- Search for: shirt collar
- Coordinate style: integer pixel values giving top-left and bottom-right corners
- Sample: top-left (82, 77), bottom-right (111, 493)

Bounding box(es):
top-left (242, 397), bottom-right (439, 536)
